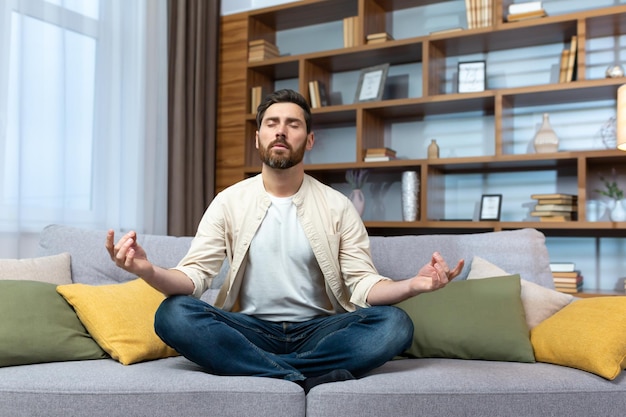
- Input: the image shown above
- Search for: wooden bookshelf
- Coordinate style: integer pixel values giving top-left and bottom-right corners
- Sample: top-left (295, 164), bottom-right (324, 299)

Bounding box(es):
top-left (216, 0), bottom-right (626, 293)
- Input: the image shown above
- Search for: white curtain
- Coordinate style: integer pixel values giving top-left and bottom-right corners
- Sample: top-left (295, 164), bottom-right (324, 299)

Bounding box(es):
top-left (0, 0), bottom-right (168, 258)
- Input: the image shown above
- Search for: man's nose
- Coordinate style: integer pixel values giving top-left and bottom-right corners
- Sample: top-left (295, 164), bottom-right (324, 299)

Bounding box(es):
top-left (275, 124), bottom-right (287, 137)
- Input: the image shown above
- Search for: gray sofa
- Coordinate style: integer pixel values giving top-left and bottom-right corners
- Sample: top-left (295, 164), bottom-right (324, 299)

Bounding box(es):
top-left (1, 224), bottom-right (625, 417)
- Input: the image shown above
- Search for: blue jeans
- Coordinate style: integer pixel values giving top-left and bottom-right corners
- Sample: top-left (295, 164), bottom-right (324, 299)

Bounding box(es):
top-left (154, 295), bottom-right (413, 382)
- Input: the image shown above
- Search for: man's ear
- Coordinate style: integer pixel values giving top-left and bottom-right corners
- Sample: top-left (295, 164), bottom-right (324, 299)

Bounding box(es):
top-left (306, 132), bottom-right (315, 150)
top-left (255, 131), bottom-right (260, 149)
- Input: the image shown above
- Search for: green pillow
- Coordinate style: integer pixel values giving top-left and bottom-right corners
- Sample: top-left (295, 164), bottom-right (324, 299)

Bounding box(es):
top-left (395, 274), bottom-right (535, 363)
top-left (0, 280), bottom-right (108, 367)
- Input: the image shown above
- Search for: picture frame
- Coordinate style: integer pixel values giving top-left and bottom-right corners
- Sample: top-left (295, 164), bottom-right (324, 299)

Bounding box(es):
top-left (354, 63), bottom-right (390, 102)
top-left (458, 61), bottom-right (486, 93)
top-left (479, 194), bottom-right (502, 221)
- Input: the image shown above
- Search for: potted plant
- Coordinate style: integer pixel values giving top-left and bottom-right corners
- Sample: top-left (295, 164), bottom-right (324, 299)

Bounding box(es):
top-left (345, 169), bottom-right (369, 216)
top-left (595, 168), bottom-right (625, 221)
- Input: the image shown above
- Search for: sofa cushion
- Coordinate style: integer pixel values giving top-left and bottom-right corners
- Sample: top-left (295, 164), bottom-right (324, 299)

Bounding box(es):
top-left (0, 280), bottom-right (107, 367)
top-left (467, 256), bottom-right (573, 329)
top-left (395, 274), bottom-right (535, 362)
top-left (57, 278), bottom-right (178, 365)
top-left (531, 296), bottom-right (626, 380)
top-left (0, 253), bottom-right (72, 285)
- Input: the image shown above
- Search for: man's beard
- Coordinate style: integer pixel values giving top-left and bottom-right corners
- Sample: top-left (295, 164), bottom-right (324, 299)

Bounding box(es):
top-left (258, 138), bottom-right (306, 169)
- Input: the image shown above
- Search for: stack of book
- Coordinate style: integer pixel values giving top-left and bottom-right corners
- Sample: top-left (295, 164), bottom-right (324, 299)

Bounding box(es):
top-left (248, 39), bottom-right (280, 62)
top-left (506, 1), bottom-right (547, 22)
top-left (250, 86), bottom-right (263, 113)
top-left (530, 193), bottom-right (578, 221)
top-left (558, 36), bottom-right (578, 83)
top-left (343, 16), bottom-right (359, 47)
top-left (550, 262), bottom-right (583, 294)
top-left (366, 32), bottom-right (393, 45)
top-left (363, 147), bottom-right (397, 162)
top-left (465, 0), bottom-right (493, 29)
top-left (308, 80), bottom-right (328, 109)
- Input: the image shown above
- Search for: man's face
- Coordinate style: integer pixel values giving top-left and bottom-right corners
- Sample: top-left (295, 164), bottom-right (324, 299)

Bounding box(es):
top-left (256, 102), bottom-right (313, 169)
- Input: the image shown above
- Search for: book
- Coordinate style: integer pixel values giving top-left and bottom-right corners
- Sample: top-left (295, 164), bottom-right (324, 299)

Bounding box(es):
top-left (538, 214), bottom-right (571, 222)
top-left (555, 285), bottom-right (582, 294)
top-left (533, 204), bottom-right (577, 212)
top-left (318, 81), bottom-right (329, 106)
top-left (552, 271), bottom-right (581, 278)
top-left (530, 210), bottom-right (573, 218)
top-left (308, 80), bottom-right (329, 109)
top-left (530, 193), bottom-right (577, 200)
top-left (465, 0), bottom-right (475, 29)
top-left (506, 8), bottom-right (547, 22)
top-left (430, 27), bottom-right (463, 36)
top-left (535, 197), bottom-right (577, 205)
top-left (250, 86), bottom-right (262, 113)
top-left (343, 16), bottom-right (358, 47)
top-left (365, 147), bottom-right (397, 157)
top-left (308, 81), bottom-right (319, 108)
top-left (550, 262), bottom-right (576, 272)
top-left (558, 49), bottom-right (570, 83)
top-left (364, 155), bottom-right (396, 162)
top-left (565, 36), bottom-right (577, 82)
top-left (248, 40), bottom-right (280, 62)
top-left (509, 1), bottom-right (543, 15)
top-left (366, 32), bottom-right (394, 44)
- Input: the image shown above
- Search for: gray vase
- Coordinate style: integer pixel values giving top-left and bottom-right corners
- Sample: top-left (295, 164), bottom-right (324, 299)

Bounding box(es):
top-left (401, 171), bottom-right (419, 221)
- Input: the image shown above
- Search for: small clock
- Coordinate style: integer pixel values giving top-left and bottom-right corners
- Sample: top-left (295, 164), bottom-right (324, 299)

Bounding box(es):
top-left (458, 61), bottom-right (486, 93)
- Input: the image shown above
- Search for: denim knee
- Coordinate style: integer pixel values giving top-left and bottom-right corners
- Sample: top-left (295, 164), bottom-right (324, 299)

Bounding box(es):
top-left (386, 306), bottom-right (414, 352)
top-left (154, 295), bottom-right (194, 341)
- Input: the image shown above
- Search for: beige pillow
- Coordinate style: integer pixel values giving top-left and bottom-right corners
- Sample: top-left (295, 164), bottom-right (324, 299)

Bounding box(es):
top-left (468, 256), bottom-right (573, 329)
top-left (0, 253), bottom-right (72, 285)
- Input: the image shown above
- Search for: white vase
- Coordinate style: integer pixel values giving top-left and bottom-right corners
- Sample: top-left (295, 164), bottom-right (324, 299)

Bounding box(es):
top-left (401, 171), bottom-right (419, 221)
top-left (349, 189), bottom-right (365, 217)
top-left (533, 113), bottom-right (559, 153)
top-left (608, 199), bottom-right (626, 222)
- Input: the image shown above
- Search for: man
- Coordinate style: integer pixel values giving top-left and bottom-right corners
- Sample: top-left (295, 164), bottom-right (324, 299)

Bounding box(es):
top-left (106, 89), bottom-right (463, 393)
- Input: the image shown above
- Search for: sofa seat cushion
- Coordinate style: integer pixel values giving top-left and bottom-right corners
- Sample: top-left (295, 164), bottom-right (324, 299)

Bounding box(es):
top-left (0, 357), bottom-right (304, 417)
top-left (395, 275), bottom-right (534, 363)
top-left (305, 358), bottom-right (626, 417)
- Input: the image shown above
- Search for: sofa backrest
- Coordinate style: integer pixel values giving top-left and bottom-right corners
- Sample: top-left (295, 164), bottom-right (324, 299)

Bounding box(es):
top-left (37, 224), bottom-right (553, 291)
top-left (37, 224), bottom-right (194, 286)
top-left (369, 228), bottom-right (553, 288)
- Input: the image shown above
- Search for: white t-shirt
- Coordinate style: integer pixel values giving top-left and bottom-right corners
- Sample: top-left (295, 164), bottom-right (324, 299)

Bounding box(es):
top-left (239, 194), bottom-right (334, 322)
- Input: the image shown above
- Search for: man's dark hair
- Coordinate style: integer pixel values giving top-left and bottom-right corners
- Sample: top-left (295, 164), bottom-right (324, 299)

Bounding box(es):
top-left (256, 89), bottom-right (312, 133)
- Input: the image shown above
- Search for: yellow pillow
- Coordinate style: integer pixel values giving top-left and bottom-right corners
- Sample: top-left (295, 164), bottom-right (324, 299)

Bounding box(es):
top-left (530, 297), bottom-right (626, 380)
top-left (57, 279), bottom-right (178, 365)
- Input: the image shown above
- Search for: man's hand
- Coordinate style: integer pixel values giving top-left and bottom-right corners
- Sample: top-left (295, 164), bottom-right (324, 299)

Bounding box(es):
top-left (105, 230), bottom-right (195, 296)
top-left (105, 230), bottom-right (155, 279)
top-left (367, 252), bottom-right (464, 306)
top-left (409, 251), bottom-right (464, 294)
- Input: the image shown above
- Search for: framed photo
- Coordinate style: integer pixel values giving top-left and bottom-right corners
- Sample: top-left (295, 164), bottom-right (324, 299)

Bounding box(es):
top-left (458, 61), bottom-right (486, 93)
top-left (479, 194), bottom-right (502, 221)
top-left (354, 63), bottom-right (389, 102)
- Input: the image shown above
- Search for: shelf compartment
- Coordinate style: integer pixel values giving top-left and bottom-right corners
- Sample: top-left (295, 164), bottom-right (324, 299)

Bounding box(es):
top-left (249, 0), bottom-right (358, 32)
